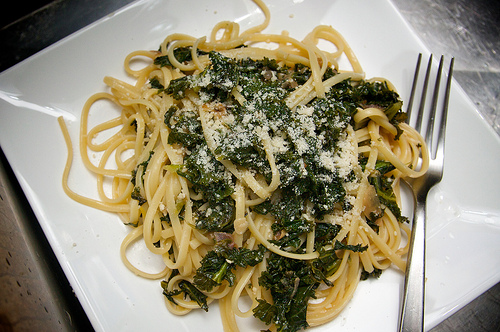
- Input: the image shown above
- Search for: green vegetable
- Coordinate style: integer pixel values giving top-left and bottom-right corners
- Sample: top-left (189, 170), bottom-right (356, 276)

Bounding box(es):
top-left (130, 150), bottom-right (154, 186)
top-left (165, 75), bottom-right (195, 100)
top-left (314, 223), bottom-right (341, 247)
top-left (351, 80), bottom-right (406, 139)
top-left (161, 279), bottom-right (209, 312)
top-left (149, 76), bottom-right (164, 90)
top-left (162, 240), bottom-right (265, 311)
top-left (193, 241), bottom-right (266, 291)
top-left (358, 157), bottom-right (408, 224)
top-left (130, 187), bottom-right (146, 206)
top-left (129, 150), bottom-right (154, 210)
top-left (253, 241), bottom-right (367, 332)
top-left (154, 46), bottom-right (208, 68)
top-left (333, 239), bottom-right (368, 252)
top-left (361, 268), bottom-right (383, 280)
top-left (193, 196), bottom-right (235, 233)
top-left (369, 173), bottom-right (408, 223)
top-left (153, 50), bottom-right (408, 330)
top-left (253, 253), bottom-right (318, 332)
top-left (309, 247), bottom-right (339, 287)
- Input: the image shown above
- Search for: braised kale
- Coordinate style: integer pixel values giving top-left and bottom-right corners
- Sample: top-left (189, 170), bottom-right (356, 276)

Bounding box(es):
top-left (253, 253), bottom-right (319, 332)
top-left (361, 268), bottom-right (383, 280)
top-left (369, 173), bottom-right (408, 223)
top-left (359, 157), bottom-right (408, 223)
top-left (162, 240), bottom-right (265, 310)
top-left (164, 105), bottom-right (236, 232)
top-left (164, 107), bottom-right (204, 149)
top-left (194, 241), bottom-right (266, 291)
top-left (192, 196), bottom-right (235, 233)
top-left (154, 49), bottom-right (406, 330)
top-left (161, 279), bottom-right (209, 312)
top-left (154, 46), bottom-right (208, 68)
top-left (253, 238), bottom-right (368, 332)
top-left (129, 150), bottom-right (154, 211)
top-left (352, 80), bottom-right (406, 138)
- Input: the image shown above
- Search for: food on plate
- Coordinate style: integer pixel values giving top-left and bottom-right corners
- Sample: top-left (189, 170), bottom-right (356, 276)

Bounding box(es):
top-left (59, 0), bottom-right (428, 330)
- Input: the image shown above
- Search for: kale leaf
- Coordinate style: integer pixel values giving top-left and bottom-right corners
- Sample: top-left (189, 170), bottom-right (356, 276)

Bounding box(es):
top-left (253, 237), bottom-right (369, 332)
top-left (149, 76), bottom-right (164, 89)
top-left (164, 108), bottom-right (204, 148)
top-left (310, 246), bottom-right (341, 287)
top-left (161, 279), bottom-right (209, 312)
top-left (130, 150), bottom-right (154, 186)
top-left (351, 80), bottom-right (406, 138)
top-left (352, 81), bottom-right (401, 116)
top-left (369, 174), bottom-right (408, 223)
top-left (193, 196), bottom-right (235, 233)
top-left (193, 250), bottom-right (233, 292)
top-left (165, 75), bottom-right (194, 100)
top-left (361, 268), bottom-right (383, 280)
top-left (333, 239), bottom-right (368, 252)
top-left (253, 253), bottom-right (318, 332)
top-left (179, 144), bottom-right (233, 200)
top-left (130, 187), bottom-right (147, 206)
top-left (130, 150), bottom-right (154, 209)
top-left (314, 222), bottom-right (341, 247)
top-left (204, 51), bottom-right (239, 92)
top-left (358, 157), bottom-right (408, 223)
top-left (154, 46), bottom-right (208, 68)
top-left (193, 241), bottom-right (266, 292)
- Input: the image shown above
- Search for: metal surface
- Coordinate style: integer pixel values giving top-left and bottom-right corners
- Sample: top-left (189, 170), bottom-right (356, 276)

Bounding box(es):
top-left (392, 0), bottom-right (500, 136)
top-left (0, 0), bottom-right (499, 331)
top-left (0, 149), bottom-right (93, 332)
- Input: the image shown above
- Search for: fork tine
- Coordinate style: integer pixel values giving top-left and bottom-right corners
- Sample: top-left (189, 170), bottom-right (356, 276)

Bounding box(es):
top-left (406, 54), bottom-right (454, 159)
top-left (434, 57), bottom-right (454, 161)
top-left (414, 54), bottom-right (433, 133)
top-left (425, 55), bottom-right (444, 157)
top-left (406, 53), bottom-right (423, 122)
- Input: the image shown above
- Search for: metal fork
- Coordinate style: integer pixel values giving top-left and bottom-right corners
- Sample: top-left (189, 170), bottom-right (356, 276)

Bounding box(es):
top-left (398, 53), bottom-right (454, 332)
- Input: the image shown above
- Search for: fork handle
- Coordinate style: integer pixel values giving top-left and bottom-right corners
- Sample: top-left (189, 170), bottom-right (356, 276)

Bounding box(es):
top-left (399, 197), bottom-right (426, 332)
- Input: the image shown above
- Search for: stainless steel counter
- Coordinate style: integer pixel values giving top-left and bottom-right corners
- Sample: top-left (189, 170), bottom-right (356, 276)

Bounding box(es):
top-left (1, 0), bottom-right (499, 331)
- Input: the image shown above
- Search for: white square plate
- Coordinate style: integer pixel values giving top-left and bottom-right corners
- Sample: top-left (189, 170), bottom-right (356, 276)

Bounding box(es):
top-left (1, 0), bottom-right (500, 331)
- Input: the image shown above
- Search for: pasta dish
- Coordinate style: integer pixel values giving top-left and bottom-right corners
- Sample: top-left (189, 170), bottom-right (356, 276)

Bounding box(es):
top-left (59, 0), bottom-right (428, 330)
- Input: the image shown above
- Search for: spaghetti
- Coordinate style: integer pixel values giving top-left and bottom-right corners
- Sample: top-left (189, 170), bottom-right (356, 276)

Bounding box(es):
top-left (59, 0), bottom-right (428, 331)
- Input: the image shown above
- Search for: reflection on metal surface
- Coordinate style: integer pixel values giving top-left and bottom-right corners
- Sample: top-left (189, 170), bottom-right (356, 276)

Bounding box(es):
top-left (0, 148), bottom-right (93, 331)
top-left (392, 0), bottom-right (500, 135)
